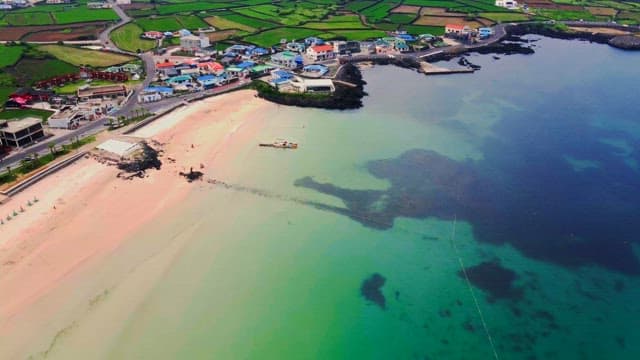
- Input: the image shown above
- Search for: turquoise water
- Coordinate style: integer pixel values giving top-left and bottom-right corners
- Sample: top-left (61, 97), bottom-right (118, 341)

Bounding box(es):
top-left (107, 37), bottom-right (640, 359)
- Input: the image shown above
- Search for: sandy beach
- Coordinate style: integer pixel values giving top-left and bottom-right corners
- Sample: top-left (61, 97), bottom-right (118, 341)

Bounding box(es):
top-left (0, 90), bottom-right (271, 359)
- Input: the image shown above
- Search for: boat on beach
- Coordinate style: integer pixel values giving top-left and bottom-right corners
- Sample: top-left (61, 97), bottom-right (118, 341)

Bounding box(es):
top-left (259, 139), bottom-right (298, 149)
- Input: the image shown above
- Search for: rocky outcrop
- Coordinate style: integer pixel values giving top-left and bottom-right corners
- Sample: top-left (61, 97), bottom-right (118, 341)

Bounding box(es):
top-left (608, 35), bottom-right (640, 50)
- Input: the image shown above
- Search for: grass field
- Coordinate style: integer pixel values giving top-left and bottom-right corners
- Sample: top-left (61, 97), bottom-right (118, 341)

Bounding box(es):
top-left (345, 1), bottom-right (376, 12)
top-left (534, 9), bottom-right (597, 21)
top-left (204, 15), bottom-right (257, 32)
top-left (403, 0), bottom-right (460, 8)
top-left (327, 29), bottom-right (387, 40)
top-left (5, 12), bottom-right (54, 26)
top-left (136, 16), bottom-right (182, 31)
top-left (155, 3), bottom-right (231, 16)
top-left (53, 8), bottom-right (119, 25)
top-left (38, 45), bottom-right (135, 67)
top-left (0, 108), bottom-right (54, 121)
top-left (243, 27), bottom-right (320, 47)
top-left (361, 2), bottom-right (397, 23)
top-left (303, 21), bottom-right (368, 29)
top-left (11, 58), bottom-right (77, 85)
top-left (110, 23), bottom-right (156, 53)
top-left (219, 13), bottom-right (278, 30)
top-left (0, 45), bottom-right (25, 68)
top-left (175, 15), bottom-right (208, 30)
top-left (479, 12), bottom-right (531, 22)
top-left (387, 13), bottom-right (417, 24)
top-left (401, 24), bottom-right (446, 36)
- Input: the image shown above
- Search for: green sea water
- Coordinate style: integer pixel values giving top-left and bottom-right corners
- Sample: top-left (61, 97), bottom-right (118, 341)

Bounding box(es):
top-left (93, 37), bottom-right (640, 359)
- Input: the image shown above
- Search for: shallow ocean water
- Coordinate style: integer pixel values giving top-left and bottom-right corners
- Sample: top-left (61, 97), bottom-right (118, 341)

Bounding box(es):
top-left (102, 37), bottom-right (640, 359)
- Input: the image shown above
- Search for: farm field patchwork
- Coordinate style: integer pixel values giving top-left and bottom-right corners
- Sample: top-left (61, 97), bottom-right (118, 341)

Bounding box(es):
top-left (303, 21), bottom-right (368, 30)
top-left (218, 13), bottom-right (278, 30)
top-left (38, 45), bottom-right (135, 67)
top-left (243, 27), bottom-right (320, 47)
top-left (204, 16), bottom-right (257, 32)
top-left (53, 9), bottom-right (119, 25)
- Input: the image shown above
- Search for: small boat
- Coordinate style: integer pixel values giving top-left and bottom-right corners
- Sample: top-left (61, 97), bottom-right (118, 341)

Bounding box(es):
top-left (259, 139), bottom-right (298, 149)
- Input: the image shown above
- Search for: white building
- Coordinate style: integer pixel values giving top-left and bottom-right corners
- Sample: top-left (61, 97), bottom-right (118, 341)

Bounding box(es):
top-left (115, 0), bottom-right (131, 4)
top-left (306, 44), bottom-right (335, 61)
top-left (495, 0), bottom-right (518, 9)
top-left (289, 77), bottom-right (335, 93)
top-left (180, 34), bottom-right (210, 52)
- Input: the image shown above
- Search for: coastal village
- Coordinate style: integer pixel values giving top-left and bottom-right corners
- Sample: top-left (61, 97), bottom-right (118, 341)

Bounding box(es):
top-left (0, 21), bottom-right (496, 155)
top-left (0, 0), bottom-right (639, 191)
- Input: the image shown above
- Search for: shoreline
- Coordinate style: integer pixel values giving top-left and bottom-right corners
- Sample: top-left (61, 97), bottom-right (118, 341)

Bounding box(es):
top-left (0, 89), bottom-right (271, 358)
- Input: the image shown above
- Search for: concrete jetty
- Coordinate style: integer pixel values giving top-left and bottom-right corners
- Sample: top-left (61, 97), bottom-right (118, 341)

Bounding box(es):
top-left (420, 62), bottom-right (475, 75)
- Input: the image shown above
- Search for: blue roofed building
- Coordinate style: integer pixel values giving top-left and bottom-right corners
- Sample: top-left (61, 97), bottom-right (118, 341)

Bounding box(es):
top-left (249, 47), bottom-right (269, 57)
top-left (270, 51), bottom-right (303, 69)
top-left (269, 70), bottom-right (295, 88)
top-left (302, 64), bottom-right (329, 78)
top-left (166, 75), bottom-right (193, 86)
top-left (178, 29), bottom-right (192, 37)
top-left (396, 34), bottom-right (415, 42)
top-left (286, 42), bottom-right (306, 53)
top-left (197, 74), bottom-right (227, 89)
top-left (304, 37), bottom-right (324, 47)
top-left (478, 27), bottom-right (493, 39)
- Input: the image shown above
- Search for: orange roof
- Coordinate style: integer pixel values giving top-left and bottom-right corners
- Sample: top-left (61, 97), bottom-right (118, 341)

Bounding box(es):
top-left (310, 44), bottom-right (333, 52)
top-left (156, 62), bottom-right (175, 68)
top-left (198, 62), bottom-right (224, 71)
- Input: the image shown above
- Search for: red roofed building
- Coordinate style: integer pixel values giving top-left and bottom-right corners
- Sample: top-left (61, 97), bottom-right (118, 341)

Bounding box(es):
top-left (445, 24), bottom-right (471, 36)
top-left (197, 61), bottom-right (224, 74)
top-left (143, 31), bottom-right (164, 40)
top-left (306, 44), bottom-right (335, 61)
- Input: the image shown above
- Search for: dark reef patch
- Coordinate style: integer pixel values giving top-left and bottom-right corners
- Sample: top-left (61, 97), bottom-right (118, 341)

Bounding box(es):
top-left (294, 119), bottom-right (640, 274)
top-left (460, 260), bottom-right (523, 301)
top-left (361, 273), bottom-right (386, 309)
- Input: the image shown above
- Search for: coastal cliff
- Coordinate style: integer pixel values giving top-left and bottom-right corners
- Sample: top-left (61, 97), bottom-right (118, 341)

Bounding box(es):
top-left (253, 63), bottom-right (366, 110)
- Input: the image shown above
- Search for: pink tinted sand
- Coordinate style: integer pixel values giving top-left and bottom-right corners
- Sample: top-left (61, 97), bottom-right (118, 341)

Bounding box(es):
top-left (0, 90), bottom-right (270, 358)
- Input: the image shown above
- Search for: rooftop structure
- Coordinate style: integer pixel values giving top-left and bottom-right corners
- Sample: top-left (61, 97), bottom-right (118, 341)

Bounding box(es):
top-left (289, 78), bottom-right (335, 94)
top-left (96, 139), bottom-right (141, 158)
top-left (302, 64), bottom-right (329, 77)
top-left (0, 117), bottom-right (45, 148)
top-left (77, 84), bottom-right (127, 100)
top-left (270, 51), bottom-right (303, 69)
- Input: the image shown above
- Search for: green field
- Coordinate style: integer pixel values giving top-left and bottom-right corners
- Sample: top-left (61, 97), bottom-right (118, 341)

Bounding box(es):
top-left (155, 3), bottom-right (231, 16)
top-left (38, 45), bottom-right (135, 67)
top-left (401, 24), bottom-right (446, 36)
top-left (327, 29), bottom-right (387, 40)
top-left (479, 12), bottom-right (531, 22)
top-left (534, 9), bottom-right (597, 21)
top-left (361, 2), bottom-right (397, 23)
top-left (204, 15), bottom-right (257, 32)
top-left (345, 1), bottom-right (376, 12)
top-left (0, 45), bottom-right (25, 68)
top-left (243, 27), bottom-right (320, 47)
top-left (175, 15), bottom-right (208, 30)
top-left (5, 12), bottom-right (54, 26)
top-left (387, 13), bottom-right (417, 24)
top-left (53, 8), bottom-right (119, 24)
top-left (0, 108), bottom-right (54, 121)
top-left (303, 21), bottom-right (368, 29)
top-left (11, 58), bottom-right (77, 85)
top-left (136, 16), bottom-right (183, 31)
top-left (402, 0), bottom-right (460, 7)
top-left (110, 23), bottom-right (156, 53)
top-left (219, 13), bottom-right (278, 30)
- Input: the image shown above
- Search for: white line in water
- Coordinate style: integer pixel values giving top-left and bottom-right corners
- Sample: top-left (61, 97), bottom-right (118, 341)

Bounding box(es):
top-left (449, 215), bottom-right (500, 360)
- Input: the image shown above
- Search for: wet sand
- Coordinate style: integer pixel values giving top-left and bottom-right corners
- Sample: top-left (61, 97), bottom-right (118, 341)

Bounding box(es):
top-left (0, 90), bottom-right (270, 359)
